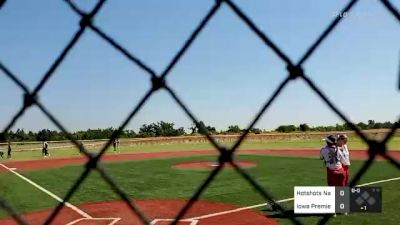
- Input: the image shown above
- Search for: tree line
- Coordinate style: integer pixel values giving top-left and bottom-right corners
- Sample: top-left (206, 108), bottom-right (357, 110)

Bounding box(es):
top-left (3, 121), bottom-right (186, 142)
top-left (275, 120), bottom-right (395, 132)
top-left (3, 120), bottom-right (396, 142)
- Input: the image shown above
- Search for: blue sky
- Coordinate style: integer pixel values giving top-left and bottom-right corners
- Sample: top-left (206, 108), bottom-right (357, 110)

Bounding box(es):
top-left (1, 0), bottom-right (399, 132)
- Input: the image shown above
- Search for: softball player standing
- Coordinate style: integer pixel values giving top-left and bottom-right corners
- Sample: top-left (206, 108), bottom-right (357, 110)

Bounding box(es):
top-left (113, 138), bottom-right (120, 153)
top-left (320, 135), bottom-right (345, 186)
top-left (42, 141), bottom-right (49, 157)
top-left (7, 142), bottom-right (12, 159)
top-left (337, 134), bottom-right (350, 186)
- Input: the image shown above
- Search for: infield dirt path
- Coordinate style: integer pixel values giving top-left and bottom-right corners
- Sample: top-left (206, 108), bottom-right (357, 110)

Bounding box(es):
top-left (0, 199), bottom-right (280, 225)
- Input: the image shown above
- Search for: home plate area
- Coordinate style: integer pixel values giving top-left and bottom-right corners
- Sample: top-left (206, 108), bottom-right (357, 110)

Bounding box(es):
top-left (150, 218), bottom-right (199, 225)
top-left (0, 199), bottom-right (278, 225)
top-left (66, 217), bottom-right (121, 225)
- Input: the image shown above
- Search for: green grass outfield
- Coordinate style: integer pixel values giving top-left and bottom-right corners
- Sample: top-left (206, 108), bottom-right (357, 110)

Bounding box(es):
top-left (1, 154), bottom-right (399, 225)
top-left (6, 135), bottom-right (400, 161)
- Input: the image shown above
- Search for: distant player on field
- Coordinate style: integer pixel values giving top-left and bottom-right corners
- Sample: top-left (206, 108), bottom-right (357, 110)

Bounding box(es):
top-left (320, 135), bottom-right (345, 186)
top-left (113, 138), bottom-right (120, 152)
top-left (79, 141), bottom-right (84, 154)
top-left (7, 142), bottom-right (12, 159)
top-left (337, 134), bottom-right (350, 186)
top-left (42, 141), bottom-right (49, 157)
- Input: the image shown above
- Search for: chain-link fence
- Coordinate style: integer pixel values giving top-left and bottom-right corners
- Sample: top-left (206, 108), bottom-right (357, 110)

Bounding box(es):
top-left (1, 0), bottom-right (399, 224)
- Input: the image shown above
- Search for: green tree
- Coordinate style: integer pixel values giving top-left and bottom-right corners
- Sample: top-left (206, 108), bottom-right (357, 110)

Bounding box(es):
top-left (189, 123), bottom-right (198, 134)
top-left (275, 125), bottom-right (296, 132)
top-left (138, 121), bottom-right (186, 137)
top-left (382, 121), bottom-right (393, 128)
top-left (138, 124), bottom-right (156, 137)
top-left (175, 127), bottom-right (186, 136)
top-left (335, 123), bottom-right (344, 131)
top-left (206, 126), bottom-right (217, 134)
top-left (373, 122), bottom-right (383, 129)
top-left (343, 122), bottom-right (353, 130)
top-left (357, 122), bottom-right (368, 130)
top-left (36, 129), bottom-right (52, 141)
top-left (250, 127), bottom-right (262, 134)
top-left (158, 121), bottom-right (176, 136)
top-left (227, 125), bottom-right (241, 133)
top-left (121, 129), bottom-right (136, 138)
top-left (27, 131), bottom-right (36, 141)
top-left (299, 124), bottom-right (310, 132)
top-left (195, 121), bottom-right (216, 135)
top-left (368, 120), bottom-right (375, 129)
top-left (14, 129), bottom-right (29, 141)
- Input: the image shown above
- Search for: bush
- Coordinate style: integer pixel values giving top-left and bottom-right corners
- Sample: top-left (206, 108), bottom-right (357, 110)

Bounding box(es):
top-left (226, 125), bottom-right (241, 133)
top-left (276, 125), bottom-right (296, 133)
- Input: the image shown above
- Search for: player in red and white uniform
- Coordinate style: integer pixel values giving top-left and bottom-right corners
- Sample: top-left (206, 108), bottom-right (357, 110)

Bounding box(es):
top-left (320, 135), bottom-right (345, 186)
top-left (337, 134), bottom-right (350, 186)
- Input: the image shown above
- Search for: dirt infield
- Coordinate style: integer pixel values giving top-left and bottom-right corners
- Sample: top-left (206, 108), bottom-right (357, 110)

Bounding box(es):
top-left (0, 199), bottom-right (278, 225)
top-left (172, 160), bottom-right (257, 169)
top-left (1, 149), bottom-right (399, 172)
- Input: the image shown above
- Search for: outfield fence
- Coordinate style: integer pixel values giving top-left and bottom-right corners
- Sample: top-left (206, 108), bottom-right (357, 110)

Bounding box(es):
top-left (1, 0), bottom-right (399, 225)
top-left (0, 129), bottom-right (397, 152)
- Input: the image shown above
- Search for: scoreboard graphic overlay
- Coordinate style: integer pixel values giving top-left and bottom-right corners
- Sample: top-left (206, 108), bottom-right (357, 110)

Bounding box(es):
top-left (294, 187), bottom-right (382, 214)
